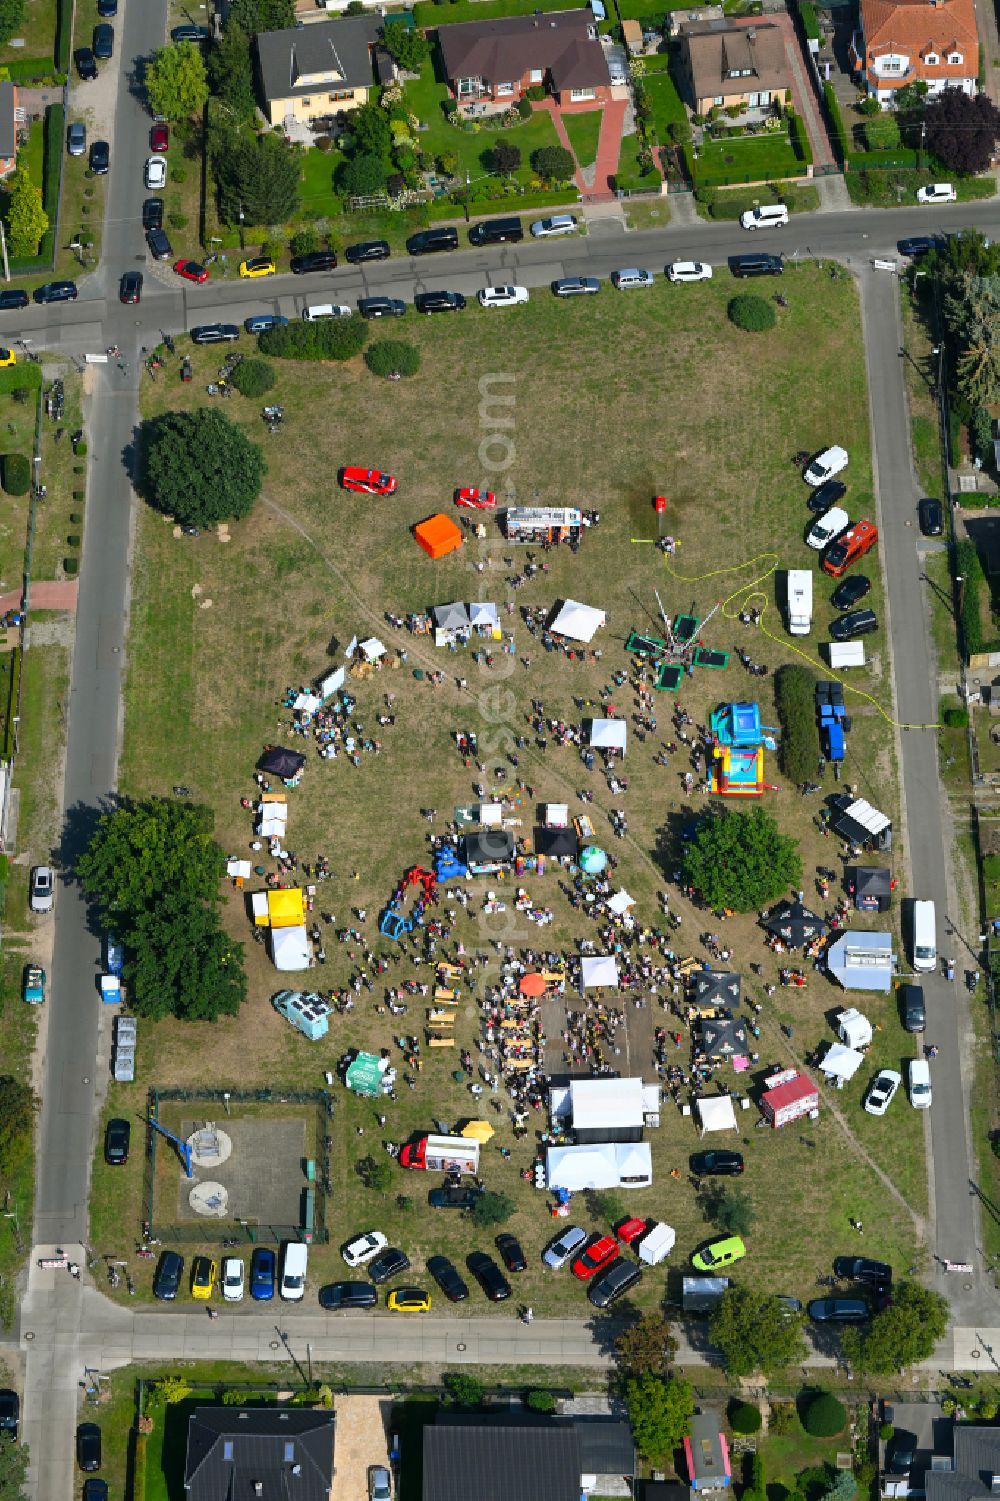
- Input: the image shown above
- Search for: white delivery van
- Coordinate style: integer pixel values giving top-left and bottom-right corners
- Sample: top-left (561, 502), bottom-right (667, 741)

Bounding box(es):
top-left (740, 203), bottom-right (789, 231)
top-left (302, 303), bottom-right (352, 321)
top-left (827, 641), bottom-right (865, 669)
top-left (279, 1240), bottom-right (308, 1301)
top-left (911, 899), bottom-right (937, 972)
top-left (786, 569), bottom-right (813, 636)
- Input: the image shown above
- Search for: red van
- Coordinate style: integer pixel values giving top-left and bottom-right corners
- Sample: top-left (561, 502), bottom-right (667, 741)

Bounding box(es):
top-left (822, 519), bottom-right (878, 578)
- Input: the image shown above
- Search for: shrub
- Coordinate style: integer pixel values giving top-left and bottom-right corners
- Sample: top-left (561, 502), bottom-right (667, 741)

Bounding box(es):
top-left (63, 556), bottom-right (78, 574)
top-left (69, 512), bottom-right (81, 524)
top-left (729, 1400), bottom-right (762, 1434)
top-left (770, 1401), bottom-right (800, 1436)
top-left (289, 227), bottom-right (318, 257)
top-left (443, 1372), bottom-right (484, 1408)
top-left (941, 701), bottom-right (969, 728)
top-left (880, 1422), bottom-right (895, 1441)
top-left (67, 534), bottom-right (80, 548)
top-left (526, 1390), bottom-right (556, 1413)
top-left (979, 1400), bottom-right (998, 1420)
top-left (802, 1392), bottom-right (847, 1437)
top-left (229, 358), bottom-right (276, 397)
top-left (775, 663), bottom-right (820, 783)
top-left (789, 109), bottom-right (812, 163)
top-left (863, 113), bottom-right (901, 150)
top-left (170, 166), bottom-right (187, 184)
top-left (259, 317), bottom-right (368, 363)
top-left (72, 490), bottom-right (85, 501)
top-left (728, 294), bottom-right (776, 332)
top-left (364, 340), bottom-right (421, 379)
top-left (470, 1190), bottom-right (516, 1227)
top-left (798, 0), bottom-right (820, 40)
top-left (1, 453), bottom-right (30, 495)
top-left (167, 211), bottom-right (188, 229)
top-left (74, 439), bottom-right (88, 456)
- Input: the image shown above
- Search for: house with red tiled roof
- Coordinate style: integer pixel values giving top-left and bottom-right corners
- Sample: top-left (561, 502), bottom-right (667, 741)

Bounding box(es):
top-left (850, 0), bottom-right (979, 105)
top-left (436, 10), bottom-right (612, 109)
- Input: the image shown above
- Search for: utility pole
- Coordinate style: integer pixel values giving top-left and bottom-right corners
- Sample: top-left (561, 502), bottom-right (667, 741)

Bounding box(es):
top-left (238, 203), bottom-right (245, 251)
top-left (0, 221), bottom-right (9, 283)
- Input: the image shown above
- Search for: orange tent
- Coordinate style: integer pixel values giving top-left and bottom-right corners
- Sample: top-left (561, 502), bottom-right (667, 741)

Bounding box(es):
top-left (415, 513), bottom-right (463, 560)
top-left (520, 973), bottom-right (546, 998)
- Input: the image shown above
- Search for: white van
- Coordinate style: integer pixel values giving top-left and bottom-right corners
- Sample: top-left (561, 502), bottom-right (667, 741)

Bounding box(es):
top-left (739, 203), bottom-right (789, 231)
top-left (279, 1240), bottom-right (308, 1301)
top-left (911, 899), bottom-right (937, 973)
top-left (302, 303), bottom-right (351, 321)
top-left (611, 268), bottom-right (654, 289)
top-left (786, 569), bottom-right (813, 636)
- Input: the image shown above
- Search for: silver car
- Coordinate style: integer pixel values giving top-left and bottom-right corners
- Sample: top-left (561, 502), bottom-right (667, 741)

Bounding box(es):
top-left (369, 1466), bottom-right (392, 1501)
top-left (542, 1225), bottom-right (587, 1268)
top-left (531, 214), bottom-right (578, 237)
top-left (552, 277), bottom-right (599, 297)
top-left (67, 122), bottom-right (86, 156)
top-left (29, 865), bottom-right (54, 913)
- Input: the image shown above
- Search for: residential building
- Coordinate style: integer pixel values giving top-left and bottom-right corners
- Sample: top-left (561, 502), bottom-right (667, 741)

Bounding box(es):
top-left (925, 1423), bottom-right (1000, 1501)
top-left (183, 1406), bottom-right (335, 1501)
top-left (422, 1412), bottom-right (635, 1501)
top-left (0, 83), bottom-right (18, 180)
top-left (683, 1409), bottom-right (732, 1494)
top-left (255, 15), bottom-right (379, 128)
top-left (675, 17), bottom-right (790, 114)
top-left (436, 9), bottom-right (613, 108)
top-left (849, 0), bottom-right (979, 104)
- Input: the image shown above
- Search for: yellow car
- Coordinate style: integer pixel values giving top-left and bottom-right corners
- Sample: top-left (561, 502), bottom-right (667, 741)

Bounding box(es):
top-left (190, 1255), bottom-right (218, 1300)
top-left (387, 1286), bottom-right (431, 1313)
top-left (239, 257), bottom-right (276, 279)
top-left (0, 348), bottom-right (16, 368)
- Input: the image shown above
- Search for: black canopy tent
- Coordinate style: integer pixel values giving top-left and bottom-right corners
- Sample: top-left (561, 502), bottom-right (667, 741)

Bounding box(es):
top-left (534, 827), bottom-right (580, 858)
top-left (763, 899), bottom-right (829, 947)
top-left (258, 746), bottom-right (307, 779)
top-left (691, 971), bottom-right (741, 1008)
top-left (850, 866), bottom-right (893, 912)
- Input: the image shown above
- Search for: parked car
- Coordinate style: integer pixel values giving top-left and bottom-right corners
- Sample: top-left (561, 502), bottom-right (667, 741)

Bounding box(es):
top-left (387, 1286), bottom-right (431, 1312)
top-left (83, 1482), bottom-right (109, 1501)
top-left (830, 608), bottom-right (878, 641)
top-left (588, 1258), bottom-right (642, 1308)
top-left (806, 505), bottom-right (849, 551)
top-left (692, 1236), bottom-right (746, 1271)
top-left (807, 478), bottom-right (847, 514)
top-left (690, 1150), bottom-right (744, 1177)
top-left (319, 1280), bottom-right (377, 1310)
top-left (495, 1233), bottom-right (526, 1273)
top-left (833, 1256), bottom-right (893, 1287)
top-left (279, 1241), bottom-right (308, 1301)
top-left (21, 962), bottom-right (45, 1005)
top-left (831, 574), bottom-right (871, 610)
top-left (250, 1246), bottom-right (275, 1301)
top-left (146, 227), bottom-right (172, 261)
top-left (909, 1056), bottom-right (932, 1108)
top-left (531, 215), bottom-right (577, 236)
top-left (897, 235), bottom-right (944, 257)
top-left (88, 140), bottom-right (109, 175)
top-left (478, 285), bottom-right (529, 308)
top-left (804, 445), bottom-right (849, 486)
top-left (245, 314), bottom-right (288, 333)
top-left (427, 1254), bottom-right (469, 1302)
top-left (290, 249), bottom-right (338, 274)
top-left (342, 1230), bottom-right (388, 1267)
top-left (191, 1256), bottom-right (217, 1300)
top-left (142, 197), bottom-right (164, 231)
top-left (153, 1250), bottom-right (184, 1300)
top-left (144, 155), bottom-right (166, 190)
top-left (369, 1465), bottom-right (392, 1501)
top-left (0, 290), bottom-right (28, 310)
top-left (615, 1217), bottom-right (647, 1246)
top-left (0, 1390), bottom-right (19, 1443)
top-left (899, 982), bottom-right (926, 1033)
top-left (119, 271), bottom-right (142, 305)
top-left (863, 1069), bottom-right (901, 1117)
top-left (611, 268), bottom-right (654, 289)
top-left (340, 467), bottom-right (397, 495)
top-left (551, 277), bottom-right (600, 296)
top-left (918, 497), bottom-right (944, 536)
top-left (29, 865), bottom-right (54, 912)
top-left (807, 1297), bottom-right (869, 1323)
top-left (150, 121), bottom-right (168, 151)
top-left (572, 1234), bottom-right (619, 1280)
top-left (467, 1251), bottom-right (511, 1301)
top-left (542, 1225), bottom-right (587, 1269)
top-left (728, 252), bottom-right (782, 277)
top-left (221, 1257), bottom-right (245, 1302)
top-left (103, 1117), bottom-right (130, 1164)
top-left (239, 257), bottom-right (276, 279)
top-left (888, 1432), bottom-right (917, 1474)
top-left (173, 259), bottom-right (208, 283)
top-left (823, 518), bottom-right (878, 578)
top-left (917, 182), bottom-right (956, 204)
top-left (190, 324), bottom-right (239, 344)
top-left (34, 282), bottom-right (77, 304)
top-left (92, 22), bottom-right (113, 55)
top-left (67, 121), bottom-right (86, 155)
top-left (358, 297), bottom-right (405, 319)
top-left (414, 291), bottom-right (466, 315)
top-left (77, 1423), bottom-right (102, 1472)
top-left (666, 260), bottom-right (712, 283)
top-left (75, 46), bottom-right (98, 79)
top-left (346, 239), bottom-right (390, 264)
top-left (428, 1184), bottom-right (481, 1210)
top-left (97, 0), bottom-right (116, 13)
top-left (455, 488), bottom-right (496, 510)
top-left (407, 228), bottom-right (458, 255)
top-left (170, 23), bottom-right (209, 40)
top-left (368, 1247), bottom-right (410, 1284)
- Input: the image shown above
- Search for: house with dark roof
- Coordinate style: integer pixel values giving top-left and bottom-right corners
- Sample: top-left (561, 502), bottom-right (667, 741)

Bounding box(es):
top-left (255, 15), bottom-right (379, 128)
top-left (674, 17), bottom-right (790, 115)
top-left (183, 1405), bottom-right (335, 1501)
top-left (849, 0), bottom-right (978, 104)
top-left (925, 1424), bottom-right (1000, 1501)
top-left (436, 9), bottom-right (612, 109)
top-left (0, 83), bottom-right (18, 181)
top-left (422, 1411), bottom-right (635, 1501)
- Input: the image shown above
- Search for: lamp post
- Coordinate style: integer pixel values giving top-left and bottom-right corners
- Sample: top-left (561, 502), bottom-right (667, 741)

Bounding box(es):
top-left (237, 202), bottom-right (245, 252)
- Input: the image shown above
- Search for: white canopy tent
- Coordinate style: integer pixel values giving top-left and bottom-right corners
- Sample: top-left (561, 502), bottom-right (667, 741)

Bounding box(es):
top-left (836, 1008), bottom-right (873, 1050)
top-left (821, 1043), bottom-right (865, 1083)
top-left (292, 691), bottom-right (321, 718)
top-left (271, 925), bottom-right (311, 972)
top-left (549, 599), bottom-right (607, 644)
top-left (317, 666), bottom-right (345, 701)
top-left (469, 602), bottom-right (500, 631)
top-left (359, 637), bottom-right (387, 662)
top-left (546, 1141), bottom-right (652, 1191)
top-left (606, 889), bottom-right (635, 917)
top-left (570, 1077), bottom-right (645, 1132)
top-left (695, 1094), bottom-right (739, 1135)
top-left (580, 955), bottom-right (620, 990)
top-left (478, 803), bottom-right (504, 827)
top-left (587, 718), bottom-right (627, 752)
top-left (543, 803), bottom-right (570, 828)
top-left (256, 802), bottom-right (288, 837)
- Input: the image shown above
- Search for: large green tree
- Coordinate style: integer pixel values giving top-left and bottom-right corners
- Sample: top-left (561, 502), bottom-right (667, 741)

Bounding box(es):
top-left (143, 408), bottom-right (265, 527)
top-left (348, 102), bottom-right (392, 160)
top-left (228, 0), bottom-right (294, 34)
top-left (682, 806), bottom-right (802, 912)
top-left (127, 898), bottom-right (246, 1022)
top-left (380, 21), bottom-right (429, 72)
top-left (841, 1282), bottom-right (949, 1374)
top-left (614, 1314), bottom-right (678, 1376)
top-left (0, 0), bottom-right (24, 48)
top-left (78, 798), bottom-right (222, 911)
top-left (146, 42), bottom-right (209, 122)
top-left (337, 152), bottom-right (388, 197)
top-left (623, 1373), bottom-right (694, 1464)
top-left (5, 168), bottom-right (47, 257)
top-left (214, 128), bottom-right (300, 225)
top-left (710, 1286), bottom-right (807, 1377)
top-left (530, 144), bottom-right (576, 182)
top-left (208, 23), bottom-right (256, 121)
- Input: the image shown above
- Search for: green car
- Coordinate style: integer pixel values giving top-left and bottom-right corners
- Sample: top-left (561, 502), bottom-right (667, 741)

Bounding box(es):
top-left (22, 963), bottom-right (45, 1005)
top-left (692, 1236), bottom-right (746, 1272)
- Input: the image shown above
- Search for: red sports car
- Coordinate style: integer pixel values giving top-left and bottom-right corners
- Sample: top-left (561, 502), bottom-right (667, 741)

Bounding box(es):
top-left (615, 1218), bottom-right (647, 1246)
top-left (150, 122), bottom-right (169, 152)
top-left (571, 1234), bottom-right (619, 1280)
top-left (341, 467), bottom-right (397, 495)
top-left (173, 259), bottom-right (209, 283)
top-left (455, 487), bottom-right (496, 510)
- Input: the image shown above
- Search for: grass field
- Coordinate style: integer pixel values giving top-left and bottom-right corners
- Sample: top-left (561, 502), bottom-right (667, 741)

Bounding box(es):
top-left (562, 110), bottom-right (603, 171)
top-left (102, 267), bottom-right (926, 1319)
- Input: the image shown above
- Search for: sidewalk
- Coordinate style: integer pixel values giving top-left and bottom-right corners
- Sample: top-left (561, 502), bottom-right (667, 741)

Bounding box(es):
top-left (0, 581), bottom-right (79, 614)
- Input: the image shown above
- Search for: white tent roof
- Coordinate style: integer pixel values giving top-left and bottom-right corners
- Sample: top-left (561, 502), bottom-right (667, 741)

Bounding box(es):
top-left (606, 889), bottom-right (635, 916)
top-left (318, 666), bottom-right (345, 700)
top-left (581, 955), bottom-right (620, 989)
top-left (696, 1094), bottom-right (739, 1135)
top-left (836, 1008), bottom-right (873, 1049)
top-left (479, 803), bottom-right (504, 827)
top-left (360, 637), bottom-right (387, 662)
top-left (292, 691), bottom-right (321, 716)
top-left (588, 718), bottom-right (627, 751)
top-left (546, 1141), bottom-right (652, 1191)
top-left (257, 804), bottom-right (288, 837)
top-left (570, 1077), bottom-right (645, 1131)
top-left (469, 602), bottom-right (499, 629)
top-left (638, 1222), bottom-right (676, 1265)
top-left (821, 1042), bottom-right (865, 1081)
top-left (271, 925), bottom-right (311, 972)
top-left (543, 803), bottom-right (570, 828)
top-left (226, 859), bottom-right (252, 879)
top-left (550, 599), bottom-right (607, 644)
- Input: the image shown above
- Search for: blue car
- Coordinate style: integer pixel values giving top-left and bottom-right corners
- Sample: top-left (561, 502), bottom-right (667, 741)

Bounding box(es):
top-left (245, 314), bottom-right (289, 334)
top-left (251, 1246), bottom-right (276, 1301)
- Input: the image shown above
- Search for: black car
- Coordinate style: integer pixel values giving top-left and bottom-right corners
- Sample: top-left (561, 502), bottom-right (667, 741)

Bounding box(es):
top-left (142, 197), bottom-right (163, 231)
top-left (407, 227), bottom-right (458, 255)
top-left (428, 1184), bottom-right (480, 1210)
top-left (318, 1280), bottom-right (377, 1310)
top-left (918, 496), bottom-right (944, 536)
top-left (414, 291), bottom-right (465, 315)
top-left (97, 0), bottom-right (117, 14)
top-left (358, 297), bottom-right (406, 320)
top-left (89, 140), bottom-right (109, 175)
top-left (588, 1257), bottom-right (643, 1308)
top-left (119, 271), bottom-right (142, 304)
top-left (495, 1233), bottom-right (526, 1273)
top-left (897, 235), bottom-right (944, 258)
top-left (833, 1255), bottom-right (892, 1288)
top-left (807, 478), bottom-right (847, 514)
top-left (92, 23), bottom-right (113, 57)
top-left (807, 1297), bottom-right (869, 1324)
top-left (83, 1483), bottom-right (109, 1501)
top-left (830, 608), bottom-right (877, 641)
top-left (888, 1432), bottom-right (917, 1475)
top-left (467, 1251), bottom-right (511, 1302)
top-left (690, 1149), bottom-right (744, 1177)
top-left (427, 1254), bottom-right (469, 1303)
top-left (34, 280), bottom-right (77, 303)
top-left (728, 252), bottom-right (783, 278)
top-left (290, 249), bottom-right (338, 274)
top-left (0, 1390), bottom-right (18, 1442)
top-left (899, 982), bottom-right (926, 1033)
top-left (831, 574), bottom-right (871, 610)
top-left (346, 239), bottom-right (390, 264)
top-left (152, 1250), bottom-right (184, 1300)
top-left (104, 1116), bottom-right (130, 1164)
top-left (170, 22), bottom-right (210, 40)
top-left (368, 1247), bottom-right (410, 1284)
top-left (0, 290), bottom-right (28, 311)
top-left (77, 1422), bottom-right (101, 1472)
top-left (190, 324), bottom-right (240, 344)
top-left (74, 47), bottom-right (97, 79)
top-left (146, 227), bottom-right (172, 261)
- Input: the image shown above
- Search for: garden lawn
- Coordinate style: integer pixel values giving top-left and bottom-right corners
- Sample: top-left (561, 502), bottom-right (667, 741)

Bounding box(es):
top-left (298, 145), bottom-right (346, 224)
top-left (413, 0), bottom-right (566, 27)
top-left (643, 69), bottom-right (687, 140)
top-left (0, 0), bottom-right (59, 69)
top-left (845, 168), bottom-right (995, 207)
top-left (562, 109), bottom-right (603, 170)
top-left (691, 128), bottom-right (804, 186)
top-left (403, 62), bottom-right (563, 187)
top-left (614, 138), bottom-right (661, 192)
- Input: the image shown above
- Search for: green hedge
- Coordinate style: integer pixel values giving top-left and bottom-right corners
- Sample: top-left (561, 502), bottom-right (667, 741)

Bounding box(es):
top-left (0, 366), bottom-right (40, 393)
top-left (55, 0), bottom-right (73, 74)
top-left (797, 0), bottom-right (820, 40)
top-left (3, 648), bottom-right (19, 759)
top-left (774, 663), bottom-right (820, 785)
top-left (1, 454), bottom-right (29, 495)
top-left (258, 316), bottom-right (368, 362)
top-left (823, 81), bottom-right (847, 163)
top-left (955, 538), bottom-right (1000, 657)
top-left (789, 110), bottom-right (812, 165)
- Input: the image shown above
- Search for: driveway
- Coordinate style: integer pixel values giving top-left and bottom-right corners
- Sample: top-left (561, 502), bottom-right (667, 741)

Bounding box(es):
top-left (881, 1401), bottom-right (950, 1491)
top-left (331, 1395), bottom-right (391, 1501)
